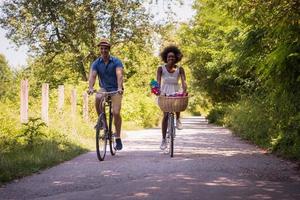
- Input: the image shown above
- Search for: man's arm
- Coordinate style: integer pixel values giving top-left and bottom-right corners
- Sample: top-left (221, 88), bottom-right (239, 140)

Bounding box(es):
top-left (88, 68), bottom-right (97, 93)
top-left (116, 67), bottom-right (124, 92)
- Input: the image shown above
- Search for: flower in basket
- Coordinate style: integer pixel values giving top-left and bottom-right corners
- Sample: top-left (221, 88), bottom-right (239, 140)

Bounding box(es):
top-left (150, 79), bottom-right (160, 96)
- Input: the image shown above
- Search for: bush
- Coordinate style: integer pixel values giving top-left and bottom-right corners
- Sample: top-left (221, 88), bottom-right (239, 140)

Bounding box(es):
top-left (122, 88), bottom-right (160, 129)
top-left (224, 93), bottom-right (300, 159)
top-left (206, 104), bottom-right (227, 125)
top-left (225, 97), bottom-right (272, 147)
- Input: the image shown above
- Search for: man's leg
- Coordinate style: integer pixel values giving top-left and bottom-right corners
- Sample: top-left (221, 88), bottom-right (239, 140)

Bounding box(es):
top-left (112, 94), bottom-right (123, 150)
top-left (95, 93), bottom-right (105, 115)
top-left (94, 91), bottom-right (106, 129)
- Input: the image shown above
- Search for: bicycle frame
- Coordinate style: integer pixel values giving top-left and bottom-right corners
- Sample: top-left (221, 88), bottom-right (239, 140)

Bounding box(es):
top-left (103, 95), bottom-right (116, 155)
top-left (94, 91), bottom-right (118, 161)
top-left (166, 112), bottom-right (175, 157)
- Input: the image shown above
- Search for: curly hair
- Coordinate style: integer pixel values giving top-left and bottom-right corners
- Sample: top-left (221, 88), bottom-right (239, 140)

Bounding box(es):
top-left (160, 45), bottom-right (183, 63)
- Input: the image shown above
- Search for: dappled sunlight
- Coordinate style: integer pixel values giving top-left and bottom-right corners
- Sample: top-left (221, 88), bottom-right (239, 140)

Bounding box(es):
top-left (101, 170), bottom-right (121, 177)
top-left (145, 186), bottom-right (160, 190)
top-left (1, 117), bottom-right (300, 200)
top-left (123, 118), bottom-right (261, 158)
top-left (202, 177), bottom-right (248, 187)
top-left (133, 192), bottom-right (149, 197)
top-left (52, 181), bottom-right (74, 186)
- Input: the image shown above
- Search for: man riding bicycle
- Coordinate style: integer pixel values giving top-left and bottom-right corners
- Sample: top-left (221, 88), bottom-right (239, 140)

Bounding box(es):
top-left (88, 38), bottom-right (124, 150)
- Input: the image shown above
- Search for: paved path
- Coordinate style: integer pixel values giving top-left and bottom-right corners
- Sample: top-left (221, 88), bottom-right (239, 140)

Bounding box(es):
top-left (1, 117), bottom-right (300, 200)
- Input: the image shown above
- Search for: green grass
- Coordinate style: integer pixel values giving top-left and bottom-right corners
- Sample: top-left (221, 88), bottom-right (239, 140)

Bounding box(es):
top-left (0, 140), bottom-right (87, 184)
top-left (0, 82), bottom-right (164, 184)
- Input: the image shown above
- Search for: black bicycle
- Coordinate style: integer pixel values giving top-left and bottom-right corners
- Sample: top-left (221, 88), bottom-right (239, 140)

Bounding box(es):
top-left (91, 91), bottom-right (118, 161)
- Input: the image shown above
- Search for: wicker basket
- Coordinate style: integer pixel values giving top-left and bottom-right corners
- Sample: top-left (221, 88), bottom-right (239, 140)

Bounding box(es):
top-left (158, 96), bottom-right (189, 112)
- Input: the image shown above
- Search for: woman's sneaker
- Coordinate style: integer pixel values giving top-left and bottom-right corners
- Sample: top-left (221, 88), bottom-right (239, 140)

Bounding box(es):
top-left (176, 119), bottom-right (183, 130)
top-left (160, 139), bottom-right (167, 150)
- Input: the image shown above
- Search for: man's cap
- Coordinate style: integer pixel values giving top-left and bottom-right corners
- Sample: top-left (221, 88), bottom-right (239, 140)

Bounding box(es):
top-left (97, 38), bottom-right (111, 47)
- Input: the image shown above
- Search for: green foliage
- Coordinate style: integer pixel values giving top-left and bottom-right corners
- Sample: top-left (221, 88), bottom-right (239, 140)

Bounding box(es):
top-left (206, 104), bottom-right (227, 125)
top-left (19, 118), bottom-right (46, 148)
top-left (123, 87), bottom-right (161, 128)
top-left (177, 0), bottom-right (300, 160)
top-left (0, 139), bottom-right (86, 184)
top-left (0, 54), bottom-right (15, 100)
top-left (0, 0), bottom-right (153, 81)
top-left (0, 102), bottom-right (21, 154)
top-left (225, 93), bottom-right (300, 159)
top-left (178, 1), bottom-right (247, 104)
top-left (0, 90), bottom-right (93, 184)
top-left (187, 93), bottom-right (210, 116)
top-left (225, 96), bottom-right (273, 147)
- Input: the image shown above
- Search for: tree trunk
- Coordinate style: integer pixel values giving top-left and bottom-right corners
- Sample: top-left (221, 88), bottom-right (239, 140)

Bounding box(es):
top-left (78, 58), bottom-right (88, 81)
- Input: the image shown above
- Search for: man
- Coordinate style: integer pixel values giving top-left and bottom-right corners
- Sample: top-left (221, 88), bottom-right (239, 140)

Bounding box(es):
top-left (88, 38), bottom-right (124, 150)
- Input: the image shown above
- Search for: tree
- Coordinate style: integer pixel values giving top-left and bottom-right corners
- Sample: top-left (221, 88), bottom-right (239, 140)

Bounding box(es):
top-left (0, 0), bottom-right (152, 81)
top-left (178, 0), bottom-right (248, 104)
top-left (0, 54), bottom-right (13, 99)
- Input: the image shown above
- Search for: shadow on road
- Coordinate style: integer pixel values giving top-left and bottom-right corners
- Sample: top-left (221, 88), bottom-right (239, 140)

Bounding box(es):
top-left (1, 116), bottom-right (300, 200)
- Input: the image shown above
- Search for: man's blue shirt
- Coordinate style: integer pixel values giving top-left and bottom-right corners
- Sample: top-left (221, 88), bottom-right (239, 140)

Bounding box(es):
top-left (91, 56), bottom-right (123, 92)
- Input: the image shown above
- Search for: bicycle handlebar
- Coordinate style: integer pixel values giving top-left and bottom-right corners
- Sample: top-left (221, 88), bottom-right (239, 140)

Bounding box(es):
top-left (87, 89), bottom-right (121, 95)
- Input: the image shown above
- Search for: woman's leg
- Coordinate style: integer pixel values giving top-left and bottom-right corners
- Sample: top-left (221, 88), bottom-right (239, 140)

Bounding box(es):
top-left (176, 112), bottom-right (183, 130)
top-left (162, 112), bottom-right (168, 139)
top-left (160, 112), bottom-right (168, 150)
top-left (176, 112), bottom-right (180, 120)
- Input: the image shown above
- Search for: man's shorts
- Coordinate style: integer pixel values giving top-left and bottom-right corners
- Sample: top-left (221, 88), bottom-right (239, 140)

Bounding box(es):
top-left (96, 88), bottom-right (122, 113)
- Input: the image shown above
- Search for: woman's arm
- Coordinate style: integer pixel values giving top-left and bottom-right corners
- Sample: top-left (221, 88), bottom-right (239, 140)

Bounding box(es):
top-left (156, 66), bottom-right (163, 88)
top-left (179, 67), bottom-right (187, 93)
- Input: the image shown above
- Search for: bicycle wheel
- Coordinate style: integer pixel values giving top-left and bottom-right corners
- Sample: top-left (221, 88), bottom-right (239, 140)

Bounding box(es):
top-left (169, 113), bottom-right (175, 157)
top-left (109, 114), bottom-right (116, 155)
top-left (109, 132), bottom-right (116, 155)
top-left (96, 114), bottom-right (107, 161)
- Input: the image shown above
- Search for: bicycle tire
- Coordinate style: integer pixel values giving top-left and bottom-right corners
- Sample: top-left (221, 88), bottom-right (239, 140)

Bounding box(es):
top-left (96, 114), bottom-right (107, 161)
top-left (109, 134), bottom-right (116, 155)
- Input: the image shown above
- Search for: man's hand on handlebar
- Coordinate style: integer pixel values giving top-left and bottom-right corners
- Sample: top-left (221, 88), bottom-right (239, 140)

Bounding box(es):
top-left (117, 88), bottom-right (123, 95)
top-left (87, 88), bottom-right (95, 95)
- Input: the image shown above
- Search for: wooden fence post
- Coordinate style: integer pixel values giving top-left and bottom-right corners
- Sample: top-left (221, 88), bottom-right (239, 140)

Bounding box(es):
top-left (41, 83), bottom-right (49, 124)
top-left (71, 89), bottom-right (77, 117)
top-left (20, 79), bottom-right (28, 123)
top-left (57, 85), bottom-right (64, 112)
top-left (83, 92), bottom-right (89, 121)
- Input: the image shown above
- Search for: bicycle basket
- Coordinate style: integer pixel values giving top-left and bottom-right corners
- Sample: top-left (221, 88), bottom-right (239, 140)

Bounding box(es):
top-left (158, 96), bottom-right (189, 112)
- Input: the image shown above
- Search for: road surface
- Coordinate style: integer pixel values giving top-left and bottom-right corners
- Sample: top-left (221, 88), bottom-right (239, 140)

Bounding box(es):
top-left (1, 116), bottom-right (300, 200)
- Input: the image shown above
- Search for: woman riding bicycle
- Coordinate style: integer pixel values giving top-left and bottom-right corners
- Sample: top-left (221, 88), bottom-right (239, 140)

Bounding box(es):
top-left (156, 45), bottom-right (187, 150)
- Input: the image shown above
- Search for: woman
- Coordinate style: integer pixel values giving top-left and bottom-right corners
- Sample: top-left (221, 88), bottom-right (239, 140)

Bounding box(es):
top-left (156, 45), bottom-right (187, 150)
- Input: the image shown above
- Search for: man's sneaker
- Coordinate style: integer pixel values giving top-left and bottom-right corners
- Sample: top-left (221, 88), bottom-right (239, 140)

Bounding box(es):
top-left (160, 139), bottom-right (167, 150)
top-left (115, 138), bottom-right (123, 150)
top-left (176, 119), bottom-right (183, 130)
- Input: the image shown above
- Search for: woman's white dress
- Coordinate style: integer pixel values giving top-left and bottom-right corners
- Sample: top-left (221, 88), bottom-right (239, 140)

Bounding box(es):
top-left (160, 65), bottom-right (180, 95)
